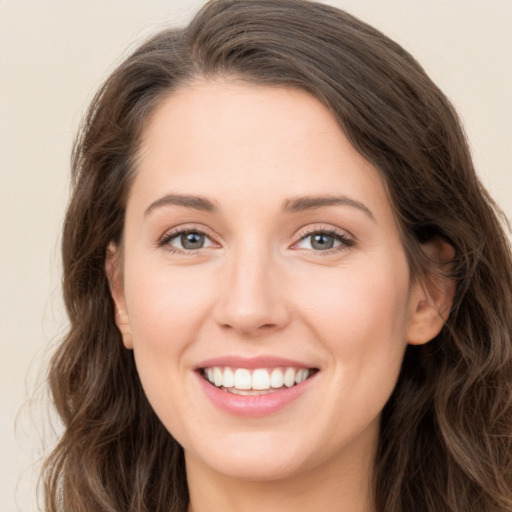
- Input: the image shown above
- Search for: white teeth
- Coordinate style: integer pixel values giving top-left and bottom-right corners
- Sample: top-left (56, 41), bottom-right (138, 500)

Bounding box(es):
top-left (234, 368), bottom-right (252, 390)
top-left (213, 367), bottom-right (223, 387)
top-left (252, 369), bottom-right (270, 390)
top-left (223, 367), bottom-right (235, 388)
top-left (284, 368), bottom-right (295, 387)
top-left (203, 366), bottom-right (312, 392)
top-left (270, 368), bottom-right (284, 388)
top-left (295, 368), bottom-right (308, 384)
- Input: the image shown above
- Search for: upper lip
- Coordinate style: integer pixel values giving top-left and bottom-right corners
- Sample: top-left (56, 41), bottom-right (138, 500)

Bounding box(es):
top-left (195, 355), bottom-right (317, 370)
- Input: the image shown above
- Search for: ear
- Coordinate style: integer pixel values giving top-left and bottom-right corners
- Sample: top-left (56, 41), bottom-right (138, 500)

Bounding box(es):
top-left (105, 242), bottom-right (133, 349)
top-left (407, 239), bottom-right (456, 346)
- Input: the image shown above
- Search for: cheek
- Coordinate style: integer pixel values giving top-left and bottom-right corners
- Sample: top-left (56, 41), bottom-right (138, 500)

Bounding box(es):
top-left (124, 262), bottom-right (215, 350)
top-left (292, 256), bottom-right (411, 403)
top-left (122, 263), bottom-right (216, 412)
top-left (121, 263), bottom-right (220, 444)
top-left (290, 259), bottom-right (411, 440)
top-left (295, 258), bottom-right (411, 344)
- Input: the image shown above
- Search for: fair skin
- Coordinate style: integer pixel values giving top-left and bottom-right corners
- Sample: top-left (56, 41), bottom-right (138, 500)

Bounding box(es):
top-left (107, 80), bottom-right (453, 512)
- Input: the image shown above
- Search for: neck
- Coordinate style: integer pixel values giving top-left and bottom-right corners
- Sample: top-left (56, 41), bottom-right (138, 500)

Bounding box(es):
top-left (185, 436), bottom-right (377, 512)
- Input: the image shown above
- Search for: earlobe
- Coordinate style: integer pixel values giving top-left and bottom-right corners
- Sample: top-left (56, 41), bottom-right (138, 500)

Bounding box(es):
top-left (105, 243), bottom-right (133, 350)
top-left (407, 239), bottom-right (456, 346)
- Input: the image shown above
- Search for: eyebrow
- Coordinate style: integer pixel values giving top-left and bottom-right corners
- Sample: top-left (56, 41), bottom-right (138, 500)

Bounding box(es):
top-left (144, 193), bottom-right (375, 221)
top-left (144, 194), bottom-right (218, 216)
top-left (283, 195), bottom-right (375, 221)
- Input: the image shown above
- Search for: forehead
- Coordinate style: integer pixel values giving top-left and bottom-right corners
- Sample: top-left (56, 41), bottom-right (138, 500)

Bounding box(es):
top-left (131, 80), bottom-right (391, 221)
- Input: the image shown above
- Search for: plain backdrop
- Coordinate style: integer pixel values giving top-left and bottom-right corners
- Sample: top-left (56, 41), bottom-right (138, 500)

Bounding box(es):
top-left (1, 1), bottom-right (511, 510)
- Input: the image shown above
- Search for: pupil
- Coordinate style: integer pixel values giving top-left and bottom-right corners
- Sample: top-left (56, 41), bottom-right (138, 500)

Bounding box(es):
top-left (181, 232), bottom-right (204, 249)
top-left (312, 234), bottom-right (334, 250)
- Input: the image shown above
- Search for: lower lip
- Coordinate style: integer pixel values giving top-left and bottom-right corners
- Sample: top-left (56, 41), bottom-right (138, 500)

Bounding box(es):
top-left (196, 372), bottom-right (316, 417)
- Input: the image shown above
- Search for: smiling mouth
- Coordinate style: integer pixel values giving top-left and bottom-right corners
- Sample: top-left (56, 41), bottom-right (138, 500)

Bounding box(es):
top-left (201, 366), bottom-right (318, 395)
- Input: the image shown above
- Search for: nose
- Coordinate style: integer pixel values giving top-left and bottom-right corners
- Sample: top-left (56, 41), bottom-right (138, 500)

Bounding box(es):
top-left (213, 245), bottom-right (291, 337)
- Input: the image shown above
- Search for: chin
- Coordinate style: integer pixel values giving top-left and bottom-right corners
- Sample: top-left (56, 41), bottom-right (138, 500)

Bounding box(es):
top-left (185, 430), bottom-right (316, 482)
top-left (198, 454), bottom-right (307, 482)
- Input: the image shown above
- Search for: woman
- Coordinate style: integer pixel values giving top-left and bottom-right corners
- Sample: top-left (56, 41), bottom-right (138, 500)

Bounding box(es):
top-left (42, 1), bottom-right (512, 511)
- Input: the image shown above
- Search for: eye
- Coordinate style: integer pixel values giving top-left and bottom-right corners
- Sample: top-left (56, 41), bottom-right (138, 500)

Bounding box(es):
top-left (293, 229), bottom-right (353, 252)
top-left (160, 229), bottom-right (215, 252)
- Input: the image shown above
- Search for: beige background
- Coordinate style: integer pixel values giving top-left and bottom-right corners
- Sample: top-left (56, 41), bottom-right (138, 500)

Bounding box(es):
top-left (1, 1), bottom-right (510, 510)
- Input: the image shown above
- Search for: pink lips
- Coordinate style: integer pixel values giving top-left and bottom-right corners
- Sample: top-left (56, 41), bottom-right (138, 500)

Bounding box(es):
top-left (195, 355), bottom-right (317, 417)
top-left (195, 355), bottom-right (313, 370)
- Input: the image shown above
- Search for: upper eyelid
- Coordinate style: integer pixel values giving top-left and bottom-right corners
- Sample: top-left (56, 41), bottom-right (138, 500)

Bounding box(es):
top-left (158, 227), bottom-right (219, 254)
top-left (295, 224), bottom-right (354, 241)
top-left (294, 231), bottom-right (353, 248)
top-left (158, 224), bottom-right (217, 244)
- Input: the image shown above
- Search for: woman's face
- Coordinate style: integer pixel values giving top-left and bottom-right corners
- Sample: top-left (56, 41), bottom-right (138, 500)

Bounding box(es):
top-left (109, 80), bottom-right (432, 482)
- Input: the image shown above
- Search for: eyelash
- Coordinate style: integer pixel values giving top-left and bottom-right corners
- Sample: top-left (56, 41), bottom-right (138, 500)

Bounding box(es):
top-left (158, 226), bottom-right (354, 255)
top-left (158, 226), bottom-right (216, 254)
top-left (294, 227), bottom-right (355, 255)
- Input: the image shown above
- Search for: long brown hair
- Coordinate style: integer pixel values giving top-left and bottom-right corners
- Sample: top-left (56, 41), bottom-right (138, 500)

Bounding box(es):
top-left (42, 1), bottom-right (512, 510)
